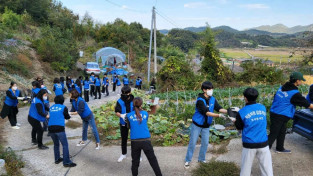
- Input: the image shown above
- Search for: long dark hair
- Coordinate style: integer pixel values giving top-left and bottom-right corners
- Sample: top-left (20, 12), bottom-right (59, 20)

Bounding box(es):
top-left (10, 82), bottom-right (15, 89)
top-left (75, 79), bottom-right (81, 87)
top-left (133, 97), bottom-right (143, 123)
top-left (36, 89), bottom-right (47, 100)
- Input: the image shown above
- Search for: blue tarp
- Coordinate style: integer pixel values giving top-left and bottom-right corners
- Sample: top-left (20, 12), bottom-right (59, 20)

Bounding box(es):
top-left (107, 68), bottom-right (128, 75)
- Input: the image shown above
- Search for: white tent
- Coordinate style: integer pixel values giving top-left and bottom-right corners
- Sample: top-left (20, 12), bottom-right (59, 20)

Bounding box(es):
top-left (93, 47), bottom-right (126, 66)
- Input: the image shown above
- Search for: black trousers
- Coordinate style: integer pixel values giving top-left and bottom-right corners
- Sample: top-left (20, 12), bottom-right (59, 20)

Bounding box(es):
top-left (7, 107), bottom-right (18, 126)
top-left (120, 124), bottom-right (129, 155)
top-left (131, 140), bottom-right (162, 176)
top-left (113, 83), bottom-right (116, 92)
top-left (28, 116), bottom-right (44, 147)
top-left (268, 115), bottom-right (289, 151)
top-left (94, 86), bottom-right (101, 99)
top-left (102, 85), bottom-right (109, 96)
top-left (90, 85), bottom-right (95, 96)
top-left (84, 90), bottom-right (89, 102)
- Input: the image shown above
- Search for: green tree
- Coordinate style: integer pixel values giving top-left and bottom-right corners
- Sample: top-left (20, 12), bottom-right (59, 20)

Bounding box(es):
top-left (1, 8), bottom-right (21, 30)
top-left (199, 27), bottom-right (233, 82)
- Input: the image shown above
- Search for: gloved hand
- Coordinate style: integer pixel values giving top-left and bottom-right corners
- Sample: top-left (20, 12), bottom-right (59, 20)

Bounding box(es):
top-left (219, 114), bottom-right (227, 119)
top-left (120, 114), bottom-right (127, 121)
top-left (231, 107), bottom-right (240, 112)
top-left (228, 117), bottom-right (236, 122)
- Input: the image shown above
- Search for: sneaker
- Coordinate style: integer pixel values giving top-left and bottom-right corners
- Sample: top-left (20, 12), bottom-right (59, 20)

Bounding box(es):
top-left (276, 149), bottom-right (291, 153)
top-left (184, 162), bottom-right (190, 169)
top-left (77, 141), bottom-right (86, 146)
top-left (117, 154), bottom-right (127, 162)
top-left (38, 145), bottom-right (49, 150)
top-left (11, 126), bottom-right (20, 129)
top-left (95, 143), bottom-right (100, 150)
top-left (32, 141), bottom-right (38, 145)
top-left (198, 160), bottom-right (207, 163)
top-left (16, 123), bottom-right (21, 126)
top-left (55, 158), bottom-right (63, 164)
top-left (64, 163), bottom-right (77, 167)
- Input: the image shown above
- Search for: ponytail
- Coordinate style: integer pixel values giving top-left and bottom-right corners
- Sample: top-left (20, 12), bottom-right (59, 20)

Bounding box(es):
top-left (133, 97), bottom-right (143, 124)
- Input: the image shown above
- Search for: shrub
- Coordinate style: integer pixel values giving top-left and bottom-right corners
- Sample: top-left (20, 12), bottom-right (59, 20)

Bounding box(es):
top-left (192, 160), bottom-right (240, 176)
top-left (0, 146), bottom-right (25, 176)
top-left (1, 8), bottom-right (21, 30)
top-left (236, 60), bottom-right (285, 84)
top-left (6, 59), bottom-right (30, 77)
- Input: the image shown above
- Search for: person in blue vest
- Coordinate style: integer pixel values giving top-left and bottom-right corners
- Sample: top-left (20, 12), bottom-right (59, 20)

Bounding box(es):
top-left (31, 81), bottom-right (41, 103)
top-left (83, 76), bottom-right (90, 102)
top-left (268, 72), bottom-right (313, 153)
top-left (1, 82), bottom-right (23, 129)
top-left (125, 97), bottom-right (162, 176)
top-left (306, 84), bottom-right (313, 103)
top-left (112, 74), bottom-right (117, 93)
top-left (66, 76), bottom-right (74, 93)
top-left (135, 77), bottom-right (142, 90)
top-left (48, 95), bottom-right (77, 167)
top-left (73, 79), bottom-right (82, 97)
top-left (115, 86), bottom-right (134, 162)
top-left (94, 75), bottom-right (101, 99)
top-left (116, 75), bottom-right (122, 95)
top-left (184, 81), bottom-right (227, 168)
top-left (233, 88), bottom-right (273, 176)
top-left (28, 89), bottom-right (50, 150)
top-left (53, 78), bottom-right (66, 96)
top-left (70, 89), bottom-right (100, 149)
top-left (102, 74), bottom-right (109, 95)
top-left (123, 75), bottom-right (129, 87)
top-left (39, 80), bottom-right (51, 134)
top-left (60, 77), bottom-right (66, 91)
top-left (89, 72), bottom-right (96, 97)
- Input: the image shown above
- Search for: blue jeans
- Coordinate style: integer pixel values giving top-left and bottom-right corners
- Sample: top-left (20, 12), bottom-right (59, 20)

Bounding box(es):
top-left (82, 115), bottom-right (100, 143)
top-left (50, 132), bottom-right (72, 164)
top-left (185, 123), bottom-right (210, 162)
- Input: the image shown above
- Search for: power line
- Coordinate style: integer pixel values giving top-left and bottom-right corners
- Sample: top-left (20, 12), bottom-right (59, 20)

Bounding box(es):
top-left (104, 0), bottom-right (147, 13)
top-left (155, 8), bottom-right (180, 28)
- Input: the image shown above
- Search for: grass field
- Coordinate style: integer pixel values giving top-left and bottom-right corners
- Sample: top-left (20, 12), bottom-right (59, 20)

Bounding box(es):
top-left (220, 48), bottom-right (308, 63)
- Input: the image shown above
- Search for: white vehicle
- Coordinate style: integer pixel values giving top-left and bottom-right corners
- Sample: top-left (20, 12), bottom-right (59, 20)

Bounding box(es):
top-left (84, 62), bottom-right (101, 75)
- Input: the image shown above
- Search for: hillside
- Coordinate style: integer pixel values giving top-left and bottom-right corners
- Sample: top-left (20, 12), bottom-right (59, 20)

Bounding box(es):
top-left (250, 24), bottom-right (313, 34)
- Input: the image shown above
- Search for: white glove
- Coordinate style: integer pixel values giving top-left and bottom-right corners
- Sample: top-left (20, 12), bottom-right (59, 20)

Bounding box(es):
top-left (219, 114), bottom-right (226, 119)
top-left (120, 114), bottom-right (127, 121)
top-left (231, 107), bottom-right (240, 112)
top-left (228, 117), bottom-right (236, 122)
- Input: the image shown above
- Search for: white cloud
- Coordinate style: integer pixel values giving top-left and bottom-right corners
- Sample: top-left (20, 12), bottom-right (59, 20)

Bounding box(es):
top-left (239, 4), bottom-right (270, 10)
top-left (121, 5), bottom-right (128, 10)
top-left (184, 2), bottom-right (214, 9)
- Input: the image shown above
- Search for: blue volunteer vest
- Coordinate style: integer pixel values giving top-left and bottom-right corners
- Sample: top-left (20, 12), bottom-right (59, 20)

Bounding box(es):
top-left (192, 96), bottom-right (215, 126)
top-left (270, 87), bottom-right (299, 118)
top-left (54, 84), bottom-right (63, 96)
top-left (306, 84), bottom-right (313, 103)
top-left (116, 79), bottom-right (121, 86)
top-left (239, 104), bottom-right (268, 144)
top-left (113, 77), bottom-right (117, 83)
top-left (5, 89), bottom-right (20, 107)
top-left (136, 79), bottom-right (141, 86)
top-left (95, 78), bottom-right (101, 86)
top-left (123, 78), bottom-right (129, 85)
top-left (68, 80), bottom-right (74, 91)
top-left (48, 104), bottom-right (66, 127)
top-left (127, 110), bottom-right (151, 140)
top-left (72, 97), bottom-right (92, 119)
top-left (90, 76), bottom-right (95, 84)
top-left (32, 88), bottom-right (40, 95)
top-left (117, 99), bottom-right (134, 125)
top-left (29, 97), bottom-right (46, 122)
top-left (60, 82), bottom-right (65, 89)
top-left (103, 77), bottom-right (108, 85)
top-left (74, 84), bottom-right (82, 94)
top-left (84, 80), bottom-right (90, 89)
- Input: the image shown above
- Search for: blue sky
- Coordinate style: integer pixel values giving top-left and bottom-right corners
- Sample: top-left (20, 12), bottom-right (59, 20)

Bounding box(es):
top-left (59, 0), bottom-right (313, 30)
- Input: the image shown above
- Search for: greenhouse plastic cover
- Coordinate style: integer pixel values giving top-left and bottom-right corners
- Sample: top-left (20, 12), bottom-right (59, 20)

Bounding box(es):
top-left (93, 47), bottom-right (126, 66)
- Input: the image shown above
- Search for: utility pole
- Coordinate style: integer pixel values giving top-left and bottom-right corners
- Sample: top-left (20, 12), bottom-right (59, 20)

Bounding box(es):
top-left (153, 6), bottom-right (157, 77)
top-left (148, 7), bottom-right (157, 85)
